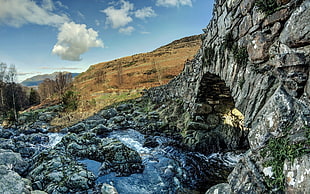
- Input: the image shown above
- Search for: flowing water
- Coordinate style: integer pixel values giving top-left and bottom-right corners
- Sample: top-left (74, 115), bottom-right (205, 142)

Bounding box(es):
top-left (47, 132), bottom-right (66, 148)
top-left (78, 129), bottom-right (243, 194)
top-left (1, 125), bottom-right (243, 193)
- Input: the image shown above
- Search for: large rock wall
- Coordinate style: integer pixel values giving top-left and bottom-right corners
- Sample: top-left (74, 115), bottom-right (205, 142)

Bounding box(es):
top-left (146, 0), bottom-right (309, 192)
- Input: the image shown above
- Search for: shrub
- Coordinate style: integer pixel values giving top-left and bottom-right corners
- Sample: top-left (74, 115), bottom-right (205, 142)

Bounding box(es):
top-left (261, 126), bottom-right (309, 191)
top-left (62, 90), bottom-right (79, 112)
top-left (222, 32), bottom-right (248, 67)
top-left (29, 88), bottom-right (40, 106)
top-left (256, 0), bottom-right (279, 15)
top-left (233, 46), bottom-right (249, 67)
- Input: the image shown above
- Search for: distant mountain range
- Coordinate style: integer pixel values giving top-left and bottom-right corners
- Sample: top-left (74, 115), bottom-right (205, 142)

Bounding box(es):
top-left (21, 72), bottom-right (79, 87)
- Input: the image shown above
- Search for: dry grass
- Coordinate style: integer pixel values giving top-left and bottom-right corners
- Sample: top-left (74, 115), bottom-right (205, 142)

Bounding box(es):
top-left (49, 35), bottom-right (201, 128)
top-left (50, 90), bottom-right (142, 129)
top-left (74, 35), bottom-right (201, 99)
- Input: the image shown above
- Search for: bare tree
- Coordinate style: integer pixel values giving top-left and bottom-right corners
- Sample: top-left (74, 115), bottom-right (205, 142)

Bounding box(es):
top-left (55, 72), bottom-right (72, 96)
top-left (6, 64), bottom-right (17, 83)
top-left (0, 64), bottom-right (27, 121)
top-left (38, 78), bottom-right (56, 100)
top-left (4, 83), bottom-right (27, 121)
top-left (3, 65), bottom-right (18, 120)
top-left (0, 63), bottom-right (7, 108)
top-left (37, 72), bottom-right (72, 102)
top-left (0, 62), bottom-right (7, 81)
top-left (116, 62), bottom-right (123, 86)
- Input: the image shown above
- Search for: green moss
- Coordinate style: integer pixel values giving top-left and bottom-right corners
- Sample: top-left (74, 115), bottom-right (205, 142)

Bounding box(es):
top-left (261, 126), bottom-right (310, 191)
top-left (222, 32), bottom-right (249, 67)
top-left (232, 46), bottom-right (249, 67)
top-left (256, 0), bottom-right (279, 15)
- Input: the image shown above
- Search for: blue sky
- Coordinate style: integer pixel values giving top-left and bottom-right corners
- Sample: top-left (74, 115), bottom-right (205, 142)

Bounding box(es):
top-left (0, 0), bottom-right (214, 82)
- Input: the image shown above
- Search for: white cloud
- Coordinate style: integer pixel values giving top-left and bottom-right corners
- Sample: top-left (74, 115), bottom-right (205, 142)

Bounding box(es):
top-left (119, 26), bottom-right (135, 35)
top-left (156, 0), bottom-right (192, 7)
top-left (101, 0), bottom-right (134, 29)
top-left (52, 22), bottom-right (104, 61)
top-left (0, 0), bottom-right (69, 27)
top-left (135, 7), bottom-right (157, 19)
top-left (42, 0), bottom-right (54, 11)
top-left (55, 1), bottom-right (68, 9)
top-left (101, 1), bottom-right (157, 34)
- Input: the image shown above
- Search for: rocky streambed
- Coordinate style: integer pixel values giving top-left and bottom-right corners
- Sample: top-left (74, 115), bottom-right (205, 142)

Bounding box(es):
top-left (0, 100), bottom-right (244, 194)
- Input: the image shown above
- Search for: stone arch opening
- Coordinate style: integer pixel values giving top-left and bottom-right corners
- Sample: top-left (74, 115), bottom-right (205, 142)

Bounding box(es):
top-left (184, 72), bottom-right (249, 155)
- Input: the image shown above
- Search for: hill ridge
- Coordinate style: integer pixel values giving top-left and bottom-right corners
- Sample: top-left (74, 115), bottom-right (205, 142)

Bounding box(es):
top-left (21, 72), bottom-right (79, 87)
top-left (74, 34), bottom-right (201, 100)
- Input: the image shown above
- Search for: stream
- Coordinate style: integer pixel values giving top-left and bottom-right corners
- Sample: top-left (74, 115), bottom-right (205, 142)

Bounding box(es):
top-left (0, 125), bottom-right (243, 193)
top-left (76, 129), bottom-right (243, 193)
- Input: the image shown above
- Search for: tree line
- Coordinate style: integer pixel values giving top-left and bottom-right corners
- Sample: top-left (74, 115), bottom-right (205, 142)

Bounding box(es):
top-left (38, 72), bottom-right (78, 112)
top-left (0, 62), bottom-right (76, 123)
top-left (0, 63), bottom-right (40, 121)
top-left (38, 72), bottom-right (73, 100)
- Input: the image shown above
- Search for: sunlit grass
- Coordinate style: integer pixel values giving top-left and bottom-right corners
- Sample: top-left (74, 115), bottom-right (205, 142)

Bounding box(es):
top-left (50, 90), bottom-right (142, 129)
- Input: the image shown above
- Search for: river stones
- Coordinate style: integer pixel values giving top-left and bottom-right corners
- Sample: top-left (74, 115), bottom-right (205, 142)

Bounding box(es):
top-left (59, 132), bottom-right (144, 176)
top-left (0, 132), bottom-right (50, 158)
top-left (0, 165), bottom-right (30, 194)
top-left (27, 131), bottom-right (143, 193)
top-left (100, 108), bottom-right (118, 119)
top-left (28, 152), bottom-right (96, 193)
top-left (101, 183), bottom-right (118, 194)
top-left (0, 149), bottom-right (29, 176)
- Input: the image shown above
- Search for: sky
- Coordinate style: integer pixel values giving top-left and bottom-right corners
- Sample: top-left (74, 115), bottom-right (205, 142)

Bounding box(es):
top-left (0, 0), bottom-right (215, 82)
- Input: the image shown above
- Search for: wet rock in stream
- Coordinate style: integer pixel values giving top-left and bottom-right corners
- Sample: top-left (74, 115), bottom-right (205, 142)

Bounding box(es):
top-left (28, 131), bottom-right (143, 193)
top-left (92, 129), bottom-right (244, 194)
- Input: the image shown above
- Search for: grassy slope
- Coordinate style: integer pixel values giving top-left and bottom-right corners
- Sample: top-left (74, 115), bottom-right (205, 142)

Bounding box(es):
top-left (51, 35), bottom-right (201, 128)
top-left (74, 35), bottom-right (201, 100)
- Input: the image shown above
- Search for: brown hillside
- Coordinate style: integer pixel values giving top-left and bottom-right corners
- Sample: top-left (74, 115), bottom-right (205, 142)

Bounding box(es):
top-left (50, 35), bottom-right (201, 128)
top-left (74, 35), bottom-right (201, 100)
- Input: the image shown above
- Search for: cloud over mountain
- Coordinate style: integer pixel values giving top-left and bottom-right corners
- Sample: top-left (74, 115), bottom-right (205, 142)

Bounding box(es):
top-left (52, 22), bottom-right (103, 61)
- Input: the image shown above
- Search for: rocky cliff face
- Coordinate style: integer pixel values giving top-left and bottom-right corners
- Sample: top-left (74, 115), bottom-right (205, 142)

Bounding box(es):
top-left (146, 0), bottom-right (310, 193)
